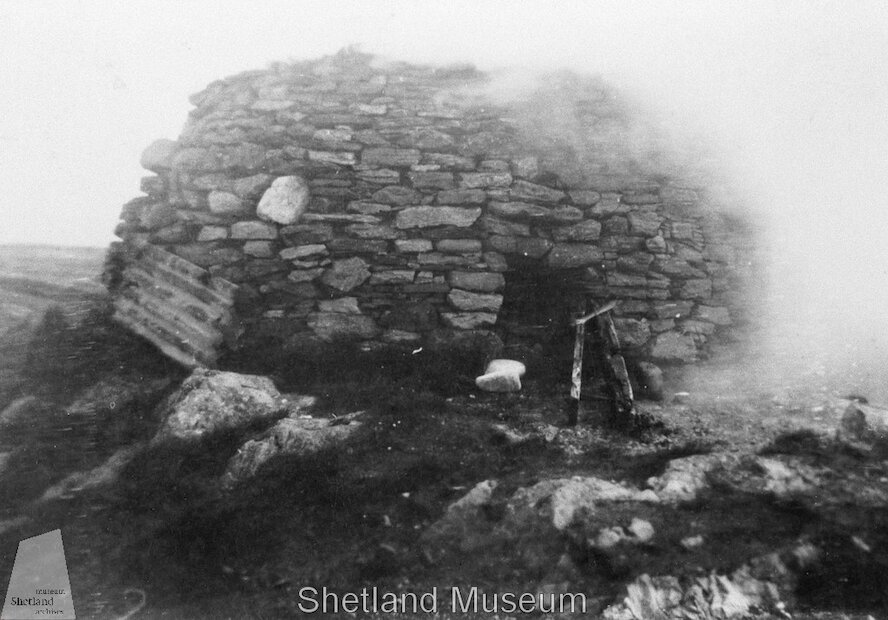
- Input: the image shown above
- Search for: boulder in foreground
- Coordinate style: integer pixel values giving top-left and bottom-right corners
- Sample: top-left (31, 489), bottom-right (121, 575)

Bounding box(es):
top-left (153, 369), bottom-right (294, 442)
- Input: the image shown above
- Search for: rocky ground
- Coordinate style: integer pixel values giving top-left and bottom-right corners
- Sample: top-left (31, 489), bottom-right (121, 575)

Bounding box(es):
top-left (0, 250), bottom-right (886, 619)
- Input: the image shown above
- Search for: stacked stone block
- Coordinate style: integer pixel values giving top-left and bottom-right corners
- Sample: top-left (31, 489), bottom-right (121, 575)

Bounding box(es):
top-left (112, 50), bottom-right (755, 365)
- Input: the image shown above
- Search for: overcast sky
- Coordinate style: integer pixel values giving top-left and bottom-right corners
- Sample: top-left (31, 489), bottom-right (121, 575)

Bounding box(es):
top-left (1, 0), bottom-right (887, 387)
top-left (1, 0), bottom-right (885, 245)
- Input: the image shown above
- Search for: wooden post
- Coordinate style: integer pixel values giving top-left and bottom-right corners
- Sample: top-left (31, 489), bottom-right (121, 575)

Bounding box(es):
top-left (599, 312), bottom-right (638, 424)
top-left (568, 319), bottom-right (585, 426)
top-left (567, 300), bottom-right (587, 426)
top-left (573, 300), bottom-right (618, 326)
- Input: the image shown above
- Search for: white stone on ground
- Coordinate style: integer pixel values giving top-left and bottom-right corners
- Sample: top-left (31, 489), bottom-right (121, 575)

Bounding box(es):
top-left (475, 359), bottom-right (526, 393)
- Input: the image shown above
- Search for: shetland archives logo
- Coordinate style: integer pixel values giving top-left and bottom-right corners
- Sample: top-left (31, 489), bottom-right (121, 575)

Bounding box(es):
top-left (2, 529), bottom-right (76, 619)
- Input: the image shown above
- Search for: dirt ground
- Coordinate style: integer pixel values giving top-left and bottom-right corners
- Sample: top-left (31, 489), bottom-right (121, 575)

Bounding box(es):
top-left (0, 284), bottom-right (886, 618)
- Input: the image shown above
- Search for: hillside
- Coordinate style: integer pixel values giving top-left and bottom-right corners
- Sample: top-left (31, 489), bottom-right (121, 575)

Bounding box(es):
top-left (0, 245), bottom-right (886, 619)
top-left (0, 245), bottom-right (107, 400)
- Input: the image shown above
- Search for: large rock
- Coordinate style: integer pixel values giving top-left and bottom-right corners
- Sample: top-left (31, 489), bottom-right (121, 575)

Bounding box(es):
top-left (458, 171), bottom-right (512, 188)
top-left (307, 312), bottom-right (380, 341)
top-left (317, 297), bottom-right (361, 314)
top-left (627, 211), bottom-right (662, 236)
top-left (231, 220), bottom-right (279, 240)
top-left (480, 215), bottom-right (531, 236)
top-left (448, 271), bottom-right (505, 293)
top-left (653, 257), bottom-right (706, 279)
top-left (395, 206), bottom-right (481, 229)
top-left (487, 235), bottom-right (552, 258)
top-left (841, 401), bottom-right (888, 443)
top-left (602, 570), bottom-right (776, 620)
top-left (408, 171), bottom-right (454, 189)
top-left (754, 457), bottom-right (821, 497)
top-left (447, 289), bottom-right (503, 312)
top-left (436, 239), bottom-right (482, 253)
top-left (552, 219), bottom-right (602, 242)
top-left (153, 370), bottom-right (289, 442)
top-left (140, 139), bottom-right (178, 171)
top-left (541, 477), bottom-right (659, 530)
top-left (422, 475), bottom-right (658, 568)
top-left (362, 148), bottom-right (421, 167)
top-left (223, 415), bottom-right (362, 487)
top-left (320, 257), bottom-right (371, 292)
top-left (475, 359), bottom-right (526, 393)
top-left (634, 361), bottom-right (664, 400)
top-left (257, 175), bottom-right (310, 225)
top-left (488, 201), bottom-right (552, 220)
top-left (437, 189), bottom-right (487, 205)
top-left (547, 243), bottom-right (603, 268)
top-left (693, 305), bottom-right (732, 325)
top-left (208, 190), bottom-right (249, 215)
top-left (440, 313), bottom-right (498, 329)
top-left (372, 186), bottom-right (421, 206)
top-left (568, 190), bottom-right (601, 206)
top-left (646, 454), bottom-right (738, 502)
top-left (508, 179), bottom-right (566, 202)
top-left (420, 480), bottom-right (499, 560)
top-left (399, 128), bottom-right (455, 150)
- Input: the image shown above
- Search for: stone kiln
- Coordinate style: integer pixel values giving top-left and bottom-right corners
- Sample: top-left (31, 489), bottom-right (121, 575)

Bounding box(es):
top-left (106, 49), bottom-right (755, 370)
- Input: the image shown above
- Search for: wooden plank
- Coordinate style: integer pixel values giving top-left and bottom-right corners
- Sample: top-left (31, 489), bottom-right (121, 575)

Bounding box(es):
top-left (117, 287), bottom-right (222, 345)
top-left (567, 300), bottom-right (587, 426)
top-left (574, 300), bottom-right (618, 325)
top-left (114, 297), bottom-right (220, 356)
top-left (114, 299), bottom-right (216, 364)
top-left (112, 303), bottom-right (216, 368)
top-left (112, 242), bottom-right (239, 368)
top-left (122, 266), bottom-right (231, 325)
top-left (599, 312), bottom-right (638, 423)
top-left (113, 310), bottom-right (207, 368)
top-left (141, 244), bottom-right (238, 298)
top-left (568, 321), bottom-right (585, 426)
top-left (125, 260), bottom-right (233, 311)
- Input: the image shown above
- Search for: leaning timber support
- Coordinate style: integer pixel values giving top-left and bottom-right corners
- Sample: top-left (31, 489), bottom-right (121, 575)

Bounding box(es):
top-left (567, 300), bottom-right (617, 425)
top-left (567, 301), bottom-right (588, 426)
top-left (598, 311), bottom-right (638, 425)
top-left (566, 300), bottom-right (638, 427)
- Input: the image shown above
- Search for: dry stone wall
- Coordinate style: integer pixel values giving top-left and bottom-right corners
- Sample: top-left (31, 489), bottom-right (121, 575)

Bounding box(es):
top-left (109, 50), bottom-right (756, 366)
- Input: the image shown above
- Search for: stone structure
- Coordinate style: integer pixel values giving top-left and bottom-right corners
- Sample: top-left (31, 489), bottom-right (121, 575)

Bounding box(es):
top-left (106, 49), bottom-right (756, 368)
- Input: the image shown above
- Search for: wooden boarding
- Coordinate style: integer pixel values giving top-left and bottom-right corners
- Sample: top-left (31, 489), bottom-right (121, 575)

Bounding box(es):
top-left (112, 243), bottom-right (239, 368)
top-left (567, 300), bottom-right (637, 426)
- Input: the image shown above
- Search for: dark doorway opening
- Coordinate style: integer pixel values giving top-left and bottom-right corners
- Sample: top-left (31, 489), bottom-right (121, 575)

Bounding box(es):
top-left (496, 265), bottom-right (589, 348)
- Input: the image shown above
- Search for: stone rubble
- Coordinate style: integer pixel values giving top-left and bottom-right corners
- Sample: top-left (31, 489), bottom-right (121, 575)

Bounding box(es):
top-left (420, 447), bottom-right (866, 619)
top-left (222, 413), bottom-right (363, 488)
